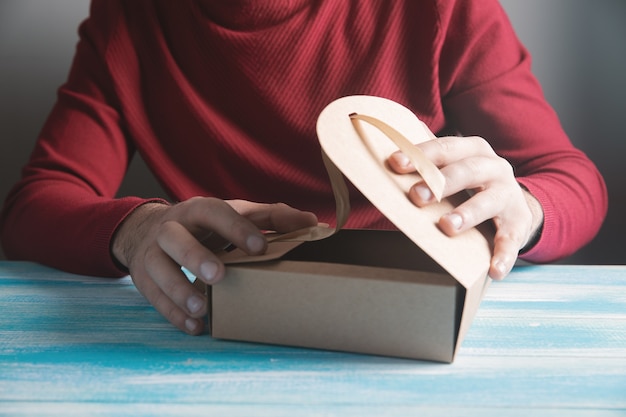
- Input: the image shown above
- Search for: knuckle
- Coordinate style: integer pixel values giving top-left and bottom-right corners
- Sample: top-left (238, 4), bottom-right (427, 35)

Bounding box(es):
top-left (495, 228), bottom-right (526, 249)
top-left (495, 156), bottom-right (514, 177)
top-left (150, 289), bottom-right (185, 327)
top-left (142, 244), bottom-right (162, 265)
top-left (435, 137), bottom-right (455, 153)
top-left (183, 197), bottom-right (233, 228)
top-left (164, 304), bottom-right (184, 327)
top-left (465, 158), bottom-right (484, 178)
top-left (272, 202), bottom-right (290, 210)
top-left (159, 273), bottom-right (179, 296)
top-left (495, 212), bottom-right (533, 249)
top-left (186, 196), bottom-right (205, 205)
top-left (430, 137), bottom-right (455, 163)
top-left (172, 196), bottom-right (201, 216)
top-left (470, 136), bottom-right (493, 154)
top-left (177, 242), bottom-right (197, 268)
top-left (163, 280), bottom-right (195, 315)
top-left (228, 199), bottom-right (246, 206)
top-left (186, 196), bottom-right (220, 214)
top-left (157, 219), bottom-right (178, 237)
top-left (416, 138), bottom-right (449, 166)
top-left (225, 199), bottom-right (253, 216)
top-left (229, 215), bottom-right (254, 235)
top-left (268, 202), bottom-right (291, 221)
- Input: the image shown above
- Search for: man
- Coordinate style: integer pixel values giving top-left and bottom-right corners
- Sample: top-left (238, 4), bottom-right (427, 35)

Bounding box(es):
top-left (1, 1), bottom-right (607, 334)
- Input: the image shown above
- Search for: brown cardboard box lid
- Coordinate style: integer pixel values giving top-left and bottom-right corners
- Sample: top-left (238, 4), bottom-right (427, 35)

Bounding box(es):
top-left (316, 95), bottom-right (492, 289)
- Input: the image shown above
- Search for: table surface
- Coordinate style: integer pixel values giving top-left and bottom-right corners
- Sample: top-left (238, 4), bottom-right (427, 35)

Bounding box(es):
top-left (1, 261), bottom-right (625, 416)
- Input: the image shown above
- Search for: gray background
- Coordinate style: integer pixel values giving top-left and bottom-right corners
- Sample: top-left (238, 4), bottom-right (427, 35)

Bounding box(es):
top-left (1, 1), bottom-right (624, 264)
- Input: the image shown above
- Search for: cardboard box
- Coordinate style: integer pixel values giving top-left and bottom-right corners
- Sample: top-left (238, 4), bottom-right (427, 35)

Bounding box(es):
top-left (205, 95), bottom-right (493, 363)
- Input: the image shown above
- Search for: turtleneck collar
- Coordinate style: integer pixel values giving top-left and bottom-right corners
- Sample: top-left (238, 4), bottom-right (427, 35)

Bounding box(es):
top-left (195, 0), bottom-right (312, 30)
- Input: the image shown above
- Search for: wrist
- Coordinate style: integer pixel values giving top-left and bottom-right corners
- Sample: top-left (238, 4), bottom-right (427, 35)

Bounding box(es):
top-left (519, 185), bottom-right (544, 253)
top-left (111, 202), bottom-right (169, 269)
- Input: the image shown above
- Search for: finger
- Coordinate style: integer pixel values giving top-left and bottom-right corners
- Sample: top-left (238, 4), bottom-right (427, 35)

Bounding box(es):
top-left (143, 243), bottom-right (208, 323)
top-left (178, 197), bottom-right (268, 255)
top-left (408, 155), bottom-right (512, 206)
top-left (131, 267), bottom-right (205, 335)
top-left (388, 151), bottom-right (416, 174)
top-left (488, 212), bottom-right (532, 280)
top-left (489, 228), bottom-right (521, 280)
top-left (388, 136), bottom-right (495, 174)
top-left (437, 185), bottom-right (512, 235)
top-left (157, 220), bottom-right (225, 285)
top-left (416, 136), bottom-right (496, 167)
top-left (229, 201), bottom-right (318, 232)
top-left (438, 193), bottom-right (531, 281)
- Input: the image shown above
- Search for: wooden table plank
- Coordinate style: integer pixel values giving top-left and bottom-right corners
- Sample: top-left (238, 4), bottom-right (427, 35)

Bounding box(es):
top-left (1, 262), bottom-right (625, 416)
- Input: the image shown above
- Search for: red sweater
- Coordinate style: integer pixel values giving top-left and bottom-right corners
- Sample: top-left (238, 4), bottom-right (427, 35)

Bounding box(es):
top-left (1, 0), bottom-right (607, 276)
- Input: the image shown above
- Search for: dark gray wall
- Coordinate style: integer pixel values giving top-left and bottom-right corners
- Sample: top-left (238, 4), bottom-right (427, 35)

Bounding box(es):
top-left (0, 0), bottom-right (167, 263)
top-left (1, 1), bottom-right (625, 263)
top-left (501, 0), bottom-right (626, 264)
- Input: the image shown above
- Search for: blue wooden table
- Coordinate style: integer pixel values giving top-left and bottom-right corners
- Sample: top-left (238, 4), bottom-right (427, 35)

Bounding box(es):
top-left (1, 261), bottom-right (625, 416)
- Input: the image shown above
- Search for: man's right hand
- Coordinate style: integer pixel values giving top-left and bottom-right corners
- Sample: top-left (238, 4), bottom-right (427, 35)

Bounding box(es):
top-left (111, 197), bottom-right (318, 335)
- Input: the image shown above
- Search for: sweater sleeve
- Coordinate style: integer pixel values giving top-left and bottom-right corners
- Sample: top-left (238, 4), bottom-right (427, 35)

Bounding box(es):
top-left (435, 0), bottom-right (607, 263)
top-left (0, 0), bottom-right (166, 277)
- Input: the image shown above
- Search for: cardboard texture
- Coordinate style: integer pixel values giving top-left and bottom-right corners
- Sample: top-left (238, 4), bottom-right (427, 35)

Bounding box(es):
top-left (206, 95), bottom-right (494, 363)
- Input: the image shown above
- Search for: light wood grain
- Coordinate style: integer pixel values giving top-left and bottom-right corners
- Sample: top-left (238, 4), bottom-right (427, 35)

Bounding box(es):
top-left (1, 262), bottom-right (625, 416)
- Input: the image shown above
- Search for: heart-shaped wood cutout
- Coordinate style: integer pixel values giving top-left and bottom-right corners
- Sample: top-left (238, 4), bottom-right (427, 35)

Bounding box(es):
top-left (317, 95), bottom-right (492, 287)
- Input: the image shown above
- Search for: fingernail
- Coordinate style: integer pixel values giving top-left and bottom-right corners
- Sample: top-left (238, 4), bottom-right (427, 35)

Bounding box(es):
top-left (246, 234), bottom-right (265, 253)
top-left (496, 260), bottom-right (507, 276)
top-left (413, 184), bottom-right (433, 202)
top-left (490, 260), bottom-right (508, 280)
top-left (187, 295), bottom-right (205, 314)
top-left (185, 318), bottom-right (199, 333)
top-left (446, 213), bottom-right (463, 230)
top-left (395, 153), bottom-right (411, 167)
top-left (200, 261), bottom-right (218, 284)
